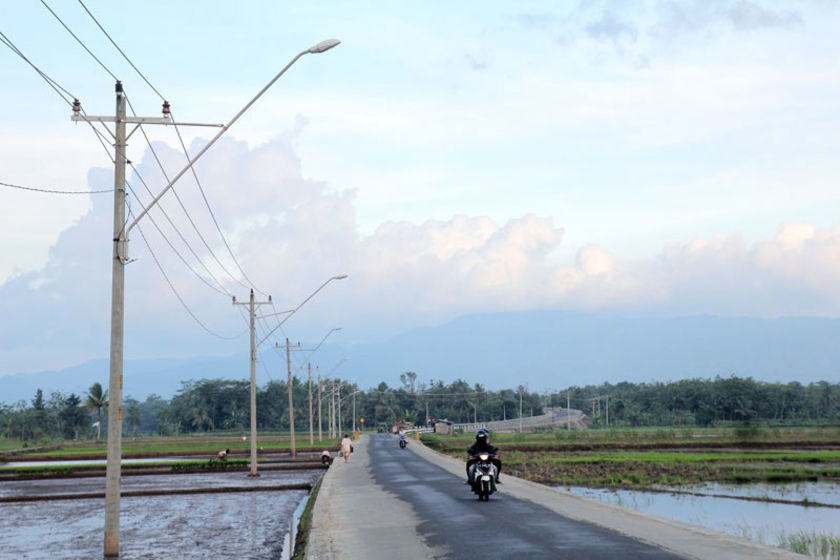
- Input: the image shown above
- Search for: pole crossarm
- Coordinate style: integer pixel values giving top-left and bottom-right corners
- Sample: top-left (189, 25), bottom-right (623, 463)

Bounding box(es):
top-left (72, 115), bottom-right (173, 124)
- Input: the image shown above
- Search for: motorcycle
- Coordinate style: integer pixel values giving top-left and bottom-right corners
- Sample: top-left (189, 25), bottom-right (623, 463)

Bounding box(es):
top-left (399, 434), bottom-right (407, 449)
top-left (468, 452), bottom-right (498, 501)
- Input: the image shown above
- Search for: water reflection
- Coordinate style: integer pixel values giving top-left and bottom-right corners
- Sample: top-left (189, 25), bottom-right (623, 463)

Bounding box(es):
top-left (565, 483), bottom-right (840, 549)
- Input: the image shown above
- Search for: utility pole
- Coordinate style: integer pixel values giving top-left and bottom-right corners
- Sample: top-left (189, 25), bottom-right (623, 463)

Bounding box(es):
top-left (74, 39), bottom-right (342, 558)
top-left (233, 289), bottom-right (272, 476)
top-left (337, 381), bottom-right (342, 434)
top-left (606, 394), bottom-right (609, 427)
top-left (286, 338), bottom-right (296, 458)
top-left (567, 391), bottom-right (571, 431)
top-left (104, 82), bottom-right (127, 559)
top-left (352, 390), bottom-right (356, 432)
top-left (327, 380), bottom-right (333, 438)
top-left (81, 82), bottom-right (175, 558)
top-left (318, 374), bottom-right (323, 441)
top-left (519, 387), bottom-right (523, 432)
top-left (308, 363), bottom-right (314, 445)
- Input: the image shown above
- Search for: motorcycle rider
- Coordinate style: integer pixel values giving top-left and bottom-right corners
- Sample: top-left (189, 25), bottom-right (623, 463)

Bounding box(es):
top-left (399, 429), bottom-right (407, 447)
top-left (465, 428), bottom-right (502, 485)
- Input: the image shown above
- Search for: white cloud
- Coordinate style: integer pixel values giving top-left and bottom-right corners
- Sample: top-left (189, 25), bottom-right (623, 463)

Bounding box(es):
top-left (3, 135), bottom-right (840, 376)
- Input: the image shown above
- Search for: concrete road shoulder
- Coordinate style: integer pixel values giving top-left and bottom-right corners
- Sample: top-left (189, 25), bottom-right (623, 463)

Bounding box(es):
top-left (305, 434), bottom-right (435, 560)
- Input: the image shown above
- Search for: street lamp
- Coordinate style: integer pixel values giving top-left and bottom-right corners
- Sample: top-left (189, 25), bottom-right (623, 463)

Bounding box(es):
top-left (278, 326), bottom-right (343, 455)
top-left (323, 357), bottom-right (349, 437)
top-left (238, 275), bottom-right (346, 474)
top-left (96, 38), bottom-right (341, 557)
top-left (301, 328), bottom-right (342, 445)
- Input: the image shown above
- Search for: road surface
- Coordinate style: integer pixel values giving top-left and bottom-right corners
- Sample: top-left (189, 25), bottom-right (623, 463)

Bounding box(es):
top-left (305, 434), bottom-right (804, 560)
top-left (367, 433), bottom-right (680, 559)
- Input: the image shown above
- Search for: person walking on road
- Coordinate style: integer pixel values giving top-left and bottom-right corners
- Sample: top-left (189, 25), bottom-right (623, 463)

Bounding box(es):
top-left (340, 433), bottom-right (353, 463)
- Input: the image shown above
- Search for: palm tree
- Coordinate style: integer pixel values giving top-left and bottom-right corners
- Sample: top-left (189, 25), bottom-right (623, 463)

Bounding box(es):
top-left (85, 382), bottom-right (108, 440)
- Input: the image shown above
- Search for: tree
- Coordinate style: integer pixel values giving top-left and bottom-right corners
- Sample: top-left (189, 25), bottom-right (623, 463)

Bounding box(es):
top-left (84, 382), bottom-right (108, 440)
top-left (59, 394), bottom-right (86, 440)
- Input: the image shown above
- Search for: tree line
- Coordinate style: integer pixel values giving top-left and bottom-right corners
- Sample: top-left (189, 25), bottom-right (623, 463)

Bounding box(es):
top-left (2, 374), bottom-right (839, 441)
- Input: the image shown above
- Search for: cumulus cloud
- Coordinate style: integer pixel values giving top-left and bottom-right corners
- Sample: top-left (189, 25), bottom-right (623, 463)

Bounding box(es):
top-left (657, 0), bottom-right (803, 33)
top-left (2, 135), bottom-right (840, 375)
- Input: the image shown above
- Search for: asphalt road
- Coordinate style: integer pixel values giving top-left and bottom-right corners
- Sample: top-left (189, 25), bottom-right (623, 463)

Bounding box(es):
top-left (366, 434), bottom-right (683, 559)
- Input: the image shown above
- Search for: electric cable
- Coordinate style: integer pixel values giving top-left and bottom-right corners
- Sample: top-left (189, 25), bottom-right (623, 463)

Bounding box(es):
top-left (124, 97), bottom-right (255, 293)
top-left (77, 0), bottom-right (165, 100)
top-left (128, 160), bottom-right (233, 296)
top-left (0, 180), bottom-right (111, 195)
top-left (170, 116), bottom-right (270, 297)
top-left (125, 180), bottom-right (230, 296)
top-left (76, 1), bottom-right (270, 297)
top-left (0, 30), bottom-right (75, 103)
top-left (0, 30), bottom-right (115, 166)
top-left (40, 0), bottom-right (119, 81)
top-left (131, 205), bottom-right (248, 340)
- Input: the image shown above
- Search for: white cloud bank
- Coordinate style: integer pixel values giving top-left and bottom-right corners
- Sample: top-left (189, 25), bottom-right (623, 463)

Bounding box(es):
top-left (1, 135), bottom-right (839, 374)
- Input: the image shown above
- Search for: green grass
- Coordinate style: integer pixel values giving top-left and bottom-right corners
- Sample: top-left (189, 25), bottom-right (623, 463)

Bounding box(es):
top-left (292, 475), bottom-right (324, 559)
top-left (13, 435), bottom-right (340, 457)
top-left (515, 451), bottom-right (840, 464)
top-left (778, 530), bottom-right (840, 559)
top-left (423, 426), bottom-right (840, 488)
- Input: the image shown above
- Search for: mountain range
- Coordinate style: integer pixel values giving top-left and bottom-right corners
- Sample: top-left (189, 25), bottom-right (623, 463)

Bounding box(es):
top-left (2, 310), bottom-right (839, 404)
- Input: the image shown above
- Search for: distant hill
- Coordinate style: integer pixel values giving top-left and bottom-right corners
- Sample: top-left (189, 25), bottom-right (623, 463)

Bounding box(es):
top-left (2, 311), bottom-right (839, 403)
top-left (345, 311), bottom-right (840, 389)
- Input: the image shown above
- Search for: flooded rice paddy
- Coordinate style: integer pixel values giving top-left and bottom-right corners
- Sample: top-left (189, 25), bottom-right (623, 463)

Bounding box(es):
top-left (0, 468), bottom-right (323, 559)
top-left (566, 482), bottom-right (840, 553)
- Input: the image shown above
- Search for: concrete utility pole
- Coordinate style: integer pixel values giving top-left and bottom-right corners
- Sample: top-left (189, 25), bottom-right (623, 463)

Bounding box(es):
top-left (77, 38), bottom-right (342, 558)
top-left (104, 82), bottom-right (127, 559)
top-left (606, 394), bottom-right (609, 427)
top-left (286, 338), bottom-right (297, 457)
top-left (308, 363), bottom-right (314, 445)
top-left (330, 380), bottom-right (336, 438)
top-left (317, 374), bottom-right (323, 441)
top-left (233, 290), bottom-right (273, 476)
top-left (79, 82), bottom-right (177, 558)
top-left (567, 391), bottom-right (571, 431)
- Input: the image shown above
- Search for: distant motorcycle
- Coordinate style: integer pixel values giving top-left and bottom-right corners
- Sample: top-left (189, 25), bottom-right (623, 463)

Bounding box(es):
top-left (399, 434), bottom-right (407, 449)
top-left (468, 452), bottom-right (498, 501)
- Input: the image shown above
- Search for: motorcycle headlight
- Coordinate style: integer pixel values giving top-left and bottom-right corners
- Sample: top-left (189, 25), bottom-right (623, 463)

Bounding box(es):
top-left (479, 453), bottom-right (489, 461)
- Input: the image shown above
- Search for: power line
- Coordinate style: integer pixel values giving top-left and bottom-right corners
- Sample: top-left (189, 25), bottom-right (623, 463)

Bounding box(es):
top-left (76, 0), bottom-right (164, 100)
top-left (125, 179), bottom-right (230, 297)
top-left (0, 30), bottom-right (75, 103)
top-left (0, 30), bottom-right (115, 168)
top-left (123, 96), bottom-right (254, 293)
top-left (0, 180), bottom-right (111, 195)
top-left (75, 2), bottom-right (270, 298)
top-left (40, 0), bottom-right (119, 81)
top-left (131, 206), bottom-right (248, 341)
top-left (170, 117), bottom-right (270, 297)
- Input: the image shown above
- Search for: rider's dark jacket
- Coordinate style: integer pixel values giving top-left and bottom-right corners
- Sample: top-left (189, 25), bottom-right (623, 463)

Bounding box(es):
top-left (467, 440), bottom-right (498, 457)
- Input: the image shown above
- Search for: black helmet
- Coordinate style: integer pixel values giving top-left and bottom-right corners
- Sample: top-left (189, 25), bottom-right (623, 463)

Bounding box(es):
top-left (475, 428), bottom-right (489, 440)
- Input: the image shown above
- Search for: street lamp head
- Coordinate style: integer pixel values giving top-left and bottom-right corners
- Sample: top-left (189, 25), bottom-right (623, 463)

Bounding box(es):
top-left (333, 274), bottom-right (348, 280)
top-left (309, 39), bottom-right (341, 54)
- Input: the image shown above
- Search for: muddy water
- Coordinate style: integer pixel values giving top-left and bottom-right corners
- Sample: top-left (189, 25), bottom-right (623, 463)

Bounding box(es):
top-left (0, 469), bottom-right (323, 559)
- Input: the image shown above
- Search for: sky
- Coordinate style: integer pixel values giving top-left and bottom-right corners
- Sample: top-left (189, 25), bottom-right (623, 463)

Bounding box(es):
top-left (1, 1), bottom-right (840, 378)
